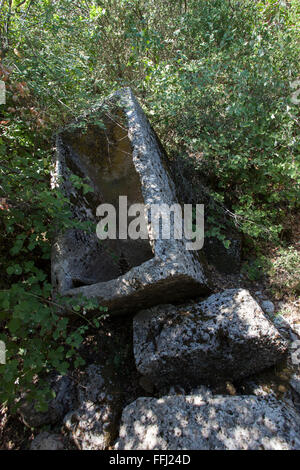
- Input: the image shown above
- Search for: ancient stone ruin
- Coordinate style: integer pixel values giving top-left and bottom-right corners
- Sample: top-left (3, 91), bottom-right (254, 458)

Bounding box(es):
top-left (52, 88), bottom-right (210, 314)
top-left (47, 89), bottom-right (299, 451)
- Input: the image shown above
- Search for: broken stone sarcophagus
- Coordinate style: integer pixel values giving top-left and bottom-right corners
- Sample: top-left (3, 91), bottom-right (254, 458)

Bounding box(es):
top-left (51, 88), bottom-right (210, 314)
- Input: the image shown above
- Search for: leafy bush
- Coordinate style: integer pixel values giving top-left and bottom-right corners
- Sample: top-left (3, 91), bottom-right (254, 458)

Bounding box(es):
top-left (144, 0), bottom-right (300, 241)
top-left (0, 109), bottom-right (108, 409)
top-left (0, 54), bottom-right (105, 410)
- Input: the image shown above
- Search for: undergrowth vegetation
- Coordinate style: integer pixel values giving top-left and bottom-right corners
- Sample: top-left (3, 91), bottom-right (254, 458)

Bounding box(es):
top-left (0, 0), bottom-right (299, 410)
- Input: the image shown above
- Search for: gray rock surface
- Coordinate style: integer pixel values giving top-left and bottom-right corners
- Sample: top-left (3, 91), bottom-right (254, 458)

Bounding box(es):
top-left (133, 289), bottom-right (288, 388)
top-left (293, 324), bottom-right (300, 338)
top-left (290, 373), bottom-right (300, 395)
top-left (19, 374), bottom-right (76, 428)
top-left (261, 300), bottom-right (275, 316)
top-left (64, 364), bottom-right (122, 450)
top-left (52, 88), bottom-right (210, 315)
top-left (273, 315), bottom-right (300, 342)
top-left (115, 394), bottom-right (300, 450)
top-left (30, 432), bottom-right (65, 450)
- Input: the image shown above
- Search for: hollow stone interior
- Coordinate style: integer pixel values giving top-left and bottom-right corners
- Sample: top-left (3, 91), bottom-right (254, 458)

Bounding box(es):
top-left (60, 109), bottom-right (154, 287)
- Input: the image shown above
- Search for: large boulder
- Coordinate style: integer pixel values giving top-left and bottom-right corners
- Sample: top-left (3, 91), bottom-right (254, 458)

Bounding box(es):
top-left (115, 394), bottom-right (300, 450)
top-left (133, 289), bottom-right (288, 388)
top-left (52, 88), bottom-right (210, 315)
top-left (64, 364), bottom-right (123, 450)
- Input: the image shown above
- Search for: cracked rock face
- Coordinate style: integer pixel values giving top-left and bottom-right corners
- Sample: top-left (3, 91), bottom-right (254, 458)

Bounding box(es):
top-left (52, 88), bottom-right (210, 315)
top-left (133, 289), bottom-right (288, 388)
top-left (64, 365), bottom-right (123, 450)
top-left (115, 394), bottom-right (300, 450)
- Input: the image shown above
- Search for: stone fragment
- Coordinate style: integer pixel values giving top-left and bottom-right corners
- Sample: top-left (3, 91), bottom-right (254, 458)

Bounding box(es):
top-left (261, 300), bottom-right (275, 316)
top-left (133, 289), bottom-right (288, 388)
top-left (115, 394), bottom-right (300, 450)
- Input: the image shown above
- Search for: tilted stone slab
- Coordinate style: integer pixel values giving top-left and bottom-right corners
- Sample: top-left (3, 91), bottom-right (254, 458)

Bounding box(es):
top-left (115, 394), bottom-right (300, 450)
top-left (51, 88), bottom-right (210, 314)
top-left (133, 289), bottom-right (288, 387)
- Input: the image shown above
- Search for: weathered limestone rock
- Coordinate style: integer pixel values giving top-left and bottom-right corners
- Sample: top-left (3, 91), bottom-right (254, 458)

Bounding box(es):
top-left (64, 364), bottom-right (122, 450)
top-left (133, 289), bottom-right (288, 388)
top-left (30, 432), bottom-right (65, 450)
top-left (273, 314), bottom-right (300, 342)
top-left (52, 88), bottom-right (210, 315)
top-left (290, 373), bottom-right (300, 396)
top-left (19, 374), bottom-right (76, 428)
top-left (261, 300), bottom-right (275, 316)
top-left (115, 394), bottom-right (300, 450)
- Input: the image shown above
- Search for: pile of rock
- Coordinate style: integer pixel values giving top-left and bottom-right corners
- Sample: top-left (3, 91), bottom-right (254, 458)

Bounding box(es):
top-left (119, 287), bottom-right (299, 450)
top-left (39, 88), bottom-right (299, 450)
